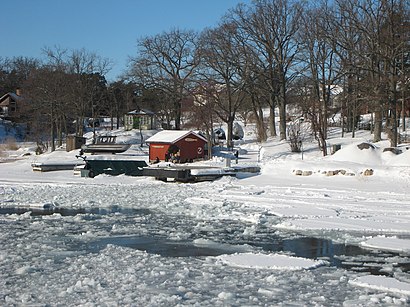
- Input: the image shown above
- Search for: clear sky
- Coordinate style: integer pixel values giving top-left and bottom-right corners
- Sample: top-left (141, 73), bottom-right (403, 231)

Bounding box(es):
top-left (1, 0), bottom-right (250, 81)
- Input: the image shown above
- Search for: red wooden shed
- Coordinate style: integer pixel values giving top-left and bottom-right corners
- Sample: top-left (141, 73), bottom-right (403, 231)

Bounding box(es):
top-left (145, 130), bottom-right (207, 163)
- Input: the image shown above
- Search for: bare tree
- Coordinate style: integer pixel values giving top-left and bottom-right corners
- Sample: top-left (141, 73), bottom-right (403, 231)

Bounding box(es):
top-left (232, 0), bottom-right (303, 140)
top-left (128, 29), bottom-right (200, 130)
top-left (22, 47), bottom-right (112, 150)
top-left (25, 66), bottom-right (69, 151)
top-left (66, 48), bottom-right (112, 136)
top-left (229, 19), bottom-right (269, 142)
top-left (40, 47), bottom-right (112, 137)
top-left (381, 0), bottom-right (409, 146)
top-left (108, 80), bottom-right (137, 129)
top-left (198, 22), bottom-right (247, 148)
top-left (0, 56), bottom-right (40, 96)
top-left (298, 3), bottom-right (341, 155)
top-left (332, 0), bottom-right (409, 146)
top-left (398, 7), bottom-right (410, 134)
top-left (238, 53), bottom-right (269, 143)
top-left (189, 83), bottom-right (217, 159)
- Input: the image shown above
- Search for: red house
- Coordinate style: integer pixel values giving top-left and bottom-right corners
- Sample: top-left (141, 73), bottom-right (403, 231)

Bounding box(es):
top-left (146, 130), bottom-right (207, 163)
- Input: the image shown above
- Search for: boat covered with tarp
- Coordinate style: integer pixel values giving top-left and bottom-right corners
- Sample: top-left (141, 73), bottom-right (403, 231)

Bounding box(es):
top-left (81, 136), bottom-right (131, 154)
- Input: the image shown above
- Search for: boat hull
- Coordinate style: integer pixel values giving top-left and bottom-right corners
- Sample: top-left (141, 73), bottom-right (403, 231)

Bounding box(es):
top-left (81, 144), bottom-right (131, 154)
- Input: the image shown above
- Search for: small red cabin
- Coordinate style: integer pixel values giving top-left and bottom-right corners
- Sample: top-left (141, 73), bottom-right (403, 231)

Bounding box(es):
top-left (146, 130), bottom-right (207, 163)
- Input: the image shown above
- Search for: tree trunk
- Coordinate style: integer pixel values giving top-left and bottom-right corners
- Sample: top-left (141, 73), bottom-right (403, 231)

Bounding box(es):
top-left (402, 90), bottom-right (406, 133)
top-left (256, 105), bottom-right (267, 142)
top-left (251, 95), bottom-right (267, 142)
top-left (373, 106), bottom-right (383, 142)
top-left (50, 121), bottom-right (55, 152)
top-left (278, 77), bottom-right (287, 141)
top-left (321, 83), bottom-right (329, 140)
top-left (389, 65), bottom-right (398, 147)
top-left (318, 110), bottom-right (328, 156)
top-left (389, 97), bottom-right (398, 147)
top-left (57, 118), bottom-right (63, 147)
top-left (351, 95), bottom-right (358, 138)
top-left (174, 99), bottom-right (181, 130)
top-left (77, 116), bottom-right (84, 136)
top-left (269, 94), bottom-right (277, 137)
top-left (226, 117), bottom-right (234, 149)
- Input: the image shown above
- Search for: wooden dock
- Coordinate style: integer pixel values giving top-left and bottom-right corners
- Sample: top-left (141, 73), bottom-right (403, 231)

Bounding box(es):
top-left (32, 162), bottom-right (85, 172)
top-left (31, 160), bottom-right (260, 183)
top-left (142, 165), bottom-right (260, 182)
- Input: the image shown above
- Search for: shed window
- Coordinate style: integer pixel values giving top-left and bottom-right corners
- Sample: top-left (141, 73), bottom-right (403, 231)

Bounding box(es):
top-left (10, 103), bottom-right (16, 112)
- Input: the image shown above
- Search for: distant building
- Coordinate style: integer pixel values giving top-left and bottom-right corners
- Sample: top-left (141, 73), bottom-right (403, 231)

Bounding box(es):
top-left (145, 130), bottom-right (207, 163)
top-left (327, 85), bottom-right (344, 108)
top-left (124, 109), bottom-right (157, 131)
top-left (0, 89), bottom-right (27, 121)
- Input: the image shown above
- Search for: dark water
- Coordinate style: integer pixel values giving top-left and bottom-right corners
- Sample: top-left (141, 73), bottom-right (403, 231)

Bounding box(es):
top-left (76, 236), bottom-right (233, 257)
top-left (255, 236), bottom-right (410, 275)
top-left (0, 206), bottom-right (151, 217)
top-left (1, 206), bottom-right (409, 276)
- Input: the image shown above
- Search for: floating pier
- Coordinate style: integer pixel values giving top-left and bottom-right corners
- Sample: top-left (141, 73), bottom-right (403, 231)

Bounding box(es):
top-left (31, 158), bottom-right (260, 182)
top-left (142, 165), bottom-right (260, 182)
top-left (32, 162), bottom-right (85, 172)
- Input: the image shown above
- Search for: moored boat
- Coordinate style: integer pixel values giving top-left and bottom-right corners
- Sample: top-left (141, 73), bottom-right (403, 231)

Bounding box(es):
top-left (81, 136), bottom-right (131, 154)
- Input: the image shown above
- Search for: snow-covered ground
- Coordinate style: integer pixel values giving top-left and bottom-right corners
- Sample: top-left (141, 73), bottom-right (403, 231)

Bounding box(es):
top-left (0, 125), bottom-right (409, 306)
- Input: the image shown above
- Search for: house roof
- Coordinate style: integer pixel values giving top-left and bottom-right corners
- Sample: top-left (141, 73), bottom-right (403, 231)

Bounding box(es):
top-left (126, 109), bottom-right (155, 116)
top-left (0, 92), bottom-right (24, 106)
top-left (145, 130), bottom-right (207, 144)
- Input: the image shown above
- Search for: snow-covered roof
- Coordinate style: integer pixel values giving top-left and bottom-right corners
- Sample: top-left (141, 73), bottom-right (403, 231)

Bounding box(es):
top-left (0, 92), bottom-right (25, 106)
top-left (145, 130), bottom-right (207, 144)
top-left (126, 109), bottom-right (155, 116)
top-left (330, 85), bottom-right (343, 96)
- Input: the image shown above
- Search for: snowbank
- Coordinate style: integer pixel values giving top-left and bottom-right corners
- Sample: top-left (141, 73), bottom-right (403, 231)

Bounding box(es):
top-left (349, 275), bottom-right (410, 296)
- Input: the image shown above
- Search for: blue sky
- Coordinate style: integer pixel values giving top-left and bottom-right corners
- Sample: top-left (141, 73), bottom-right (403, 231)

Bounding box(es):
top-left (1, 0), bottom-right (250, 81)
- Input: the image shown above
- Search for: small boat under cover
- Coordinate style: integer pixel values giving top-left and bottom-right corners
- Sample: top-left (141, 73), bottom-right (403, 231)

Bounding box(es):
top-left (81, 136), bottom-right (131, 154)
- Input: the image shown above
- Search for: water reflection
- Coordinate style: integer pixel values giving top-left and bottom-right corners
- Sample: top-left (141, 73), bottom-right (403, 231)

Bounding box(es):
top-left (64, 233), bottom-right (409, 277)
top-left (274, 237), bottom-right (364, 263)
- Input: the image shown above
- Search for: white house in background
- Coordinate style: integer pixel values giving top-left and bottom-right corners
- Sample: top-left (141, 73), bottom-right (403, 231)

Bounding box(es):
top-left (328, 85), bottom-right (344, 108)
